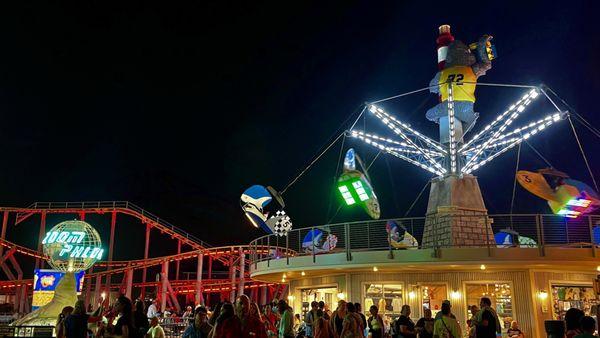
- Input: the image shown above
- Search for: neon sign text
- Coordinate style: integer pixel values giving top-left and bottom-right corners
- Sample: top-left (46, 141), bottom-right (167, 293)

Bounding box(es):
top-left (42, 231), bottom-right (103, 260)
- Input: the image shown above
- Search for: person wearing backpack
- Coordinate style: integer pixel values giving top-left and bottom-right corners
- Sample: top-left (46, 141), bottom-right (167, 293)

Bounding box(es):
top-left (433, 303), bottom-right (461, 338)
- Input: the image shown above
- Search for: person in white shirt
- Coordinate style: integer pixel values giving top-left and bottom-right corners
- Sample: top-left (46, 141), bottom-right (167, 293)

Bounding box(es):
top-left (147, 300), bottom-right (158, 319)
top-left (146, 316), bottom-right (165, 338)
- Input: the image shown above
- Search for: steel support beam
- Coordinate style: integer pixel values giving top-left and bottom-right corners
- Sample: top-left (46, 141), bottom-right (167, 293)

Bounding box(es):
top-left (125, 268), bottom-right (133, 300)
top-left (161, 260), bottom-right (169, 313)
top-left (237, 247), bottom-right (245, 298)
top-left (229, 253), bottom-right (235, 302)
top-left (35, 212), bottom-right (46, 270)
top-left (107, 211), bottom-right (117, 295)
top-left (175, 240), bottom-right (181, 281)
top-left (94, 275), bottom-right (102, 306)
top-left (0, 212), bottom-right (9, 257)
top-left (141, 223), bottom-right (151, 300)
top-left (260, 286), bottom-right (267, 305)
top-left (195, 253), bottom-right (203, 306)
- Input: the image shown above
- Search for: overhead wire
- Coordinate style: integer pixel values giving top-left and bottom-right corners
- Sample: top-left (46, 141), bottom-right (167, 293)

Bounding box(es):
top-left (325, 134), bottom-right (346, 220)
top-left (567, 115), bottom-right (599, 192)
top-left (281, 103), bottom-right (367, 195)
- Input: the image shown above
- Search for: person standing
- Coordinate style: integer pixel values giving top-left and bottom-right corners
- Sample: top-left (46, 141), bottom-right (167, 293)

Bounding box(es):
top-left (277, 300), bottom-right (294, 338)
top-left (183, 306), bottom-right (212, 338)
top-left (264, 305), bottom-right (279, 334)
top-left (574, 316), bottom-right (596, 338)
top-left (209, 302), bottom-right (241, 338)
top-left (415, 308), bottom-right (434, 338)
top-left (507, 321), bottom-right (524, 338)
top-left (354, 303), bottom-right (367, 337)
top-left (565, 308), bottom-right (585, 338)
top-left (65, 300), bottom-right (102, 338)
top-left (182, 306), bottom-right (194, 325)
top-left (147, 300), bottom-right (158, 319)
top-left (110, 296), bottom-right (135, 338)
top-left (367, 305), bottom-right (384, 338)
top-left (56, 306), bottom-right (74, 338)
top-left (467, 305), bottom-right (479, 338)
top-left (134, 300), bottom-right (149, 338)
top-left (434, 301), bottom-right (456, 321)
top-left (305, 301), bottom-right (319, 338)
top-left (146, 317), bottom-right (165, 338)
top-left (475, 298), bottom-right (501, 338)
top-left (396, 305), bottom-right (416, 338)
top-left (314, 309), bottom-right (333, 338)
top-left (236, 295), bottom-right (267, 338)
top-left (340, 302), bottom-right (361, 338)
top-left (330, 300), bottom-right (347, 337)
top-left (433, 303), bottom-right (461, 338)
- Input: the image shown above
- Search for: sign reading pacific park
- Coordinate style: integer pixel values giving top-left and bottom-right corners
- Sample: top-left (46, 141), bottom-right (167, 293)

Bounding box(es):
top-left (41, 220), bottom-right (103, 272)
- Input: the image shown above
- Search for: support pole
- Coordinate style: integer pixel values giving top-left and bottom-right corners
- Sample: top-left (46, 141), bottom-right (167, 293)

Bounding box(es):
top-left (35, 212), bottom-right (46, 270)
top-left (0, 211), bottom-right (9, 257)
top-left (175, 240), bottom-right (181, 281)
top-left (195, 252), bottom-right (203, 306)
top-left (125, 268), bottom-right (133, 300)
top-left (208, 256), bottom-right (213, 280)
top-left (94, 275), bottom-right (102, 305)
top-left (141, 223), bottom-right (151, 300)
top-left (161, 261), bottom-right (169, 313)
top-left (260, 286), bottom-right (267, 305)
top-left (237, 247), bottom-right (245, 298)
top-left (84, 270), bottom-right (93, 309)
top-left (79, 212), bottom-right (86, 221)
top-left (107, 211), bottom-right (117, 294)
top-left (229, 253), bottom-right (235, 302)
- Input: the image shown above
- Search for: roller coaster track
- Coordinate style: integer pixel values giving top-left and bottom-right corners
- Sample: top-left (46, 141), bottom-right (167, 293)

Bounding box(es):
top-left (1, 201), bottom-right (211, 250)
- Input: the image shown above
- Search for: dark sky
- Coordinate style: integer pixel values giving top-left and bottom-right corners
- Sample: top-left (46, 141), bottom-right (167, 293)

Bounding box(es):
top-left (0, 1), bottom-right (598, 250)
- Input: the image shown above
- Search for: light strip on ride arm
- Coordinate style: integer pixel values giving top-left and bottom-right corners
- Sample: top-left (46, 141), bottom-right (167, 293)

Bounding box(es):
top-left (461, 89), bottom-right (540, 174)
top-left (463, 112), bottom-right (564, 174)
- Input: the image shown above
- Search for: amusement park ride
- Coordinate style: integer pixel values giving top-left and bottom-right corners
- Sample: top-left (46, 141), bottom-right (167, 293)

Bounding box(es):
top-left (0, 202), bottom-right (289, 319)
top-left (1, 24), bottom-right (599, 326)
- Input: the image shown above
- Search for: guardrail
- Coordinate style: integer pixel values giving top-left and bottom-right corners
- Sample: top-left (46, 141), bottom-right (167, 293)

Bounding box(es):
top-left (249, 214), bottom-right (600, 266)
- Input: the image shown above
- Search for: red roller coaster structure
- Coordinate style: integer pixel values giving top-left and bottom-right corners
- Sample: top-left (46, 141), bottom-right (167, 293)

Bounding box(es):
top-left (0, 201), bottom-right (289, 314)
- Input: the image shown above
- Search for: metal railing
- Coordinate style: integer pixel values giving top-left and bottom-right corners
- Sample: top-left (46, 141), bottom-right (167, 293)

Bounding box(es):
top-left (248, 214), bottom-right (600, 265)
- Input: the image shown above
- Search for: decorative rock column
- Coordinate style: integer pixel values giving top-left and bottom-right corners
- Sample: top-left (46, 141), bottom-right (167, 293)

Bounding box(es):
top-left (422, 174), bottom-right (494, 247)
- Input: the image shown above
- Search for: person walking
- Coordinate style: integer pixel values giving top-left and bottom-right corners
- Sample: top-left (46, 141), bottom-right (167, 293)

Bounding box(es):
top-left (415, 308), bottom-right (434, 338)
top-left (396, 305), bottom-right (416, 338)
top-left (433, 303), bottom-right (461, 338)
top-left (367, 305), bottom-right (384, 338)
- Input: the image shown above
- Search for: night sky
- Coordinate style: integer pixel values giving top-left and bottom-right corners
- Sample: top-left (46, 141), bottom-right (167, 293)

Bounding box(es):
top-left (0, 1), bottom-right (598, 254)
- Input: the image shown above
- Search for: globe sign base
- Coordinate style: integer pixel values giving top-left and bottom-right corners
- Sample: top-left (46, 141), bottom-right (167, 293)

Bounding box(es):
top-left (12, 272), bottom-right (78, 326)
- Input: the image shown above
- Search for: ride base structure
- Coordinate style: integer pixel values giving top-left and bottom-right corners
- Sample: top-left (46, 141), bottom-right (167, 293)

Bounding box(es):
top-left (423, 174), bottom-right (494, 248)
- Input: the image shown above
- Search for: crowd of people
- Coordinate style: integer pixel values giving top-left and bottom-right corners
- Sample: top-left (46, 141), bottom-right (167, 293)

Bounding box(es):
top-left (52, 293), bottom-right (600, 338)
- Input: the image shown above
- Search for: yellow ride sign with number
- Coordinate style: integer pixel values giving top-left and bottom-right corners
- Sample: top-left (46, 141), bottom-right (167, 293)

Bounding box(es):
top-left (439, 66), bottom-right (477, 102)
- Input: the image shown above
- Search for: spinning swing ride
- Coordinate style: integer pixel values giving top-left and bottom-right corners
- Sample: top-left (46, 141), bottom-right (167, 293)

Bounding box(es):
top-left (240, 24), bottom-right (599, 238)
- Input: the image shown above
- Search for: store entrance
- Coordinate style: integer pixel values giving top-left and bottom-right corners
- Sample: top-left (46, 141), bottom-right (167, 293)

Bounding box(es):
top-left (465, 283), bottom-right (513, 332)
top-left (300, 287), bottom-right (338, 316)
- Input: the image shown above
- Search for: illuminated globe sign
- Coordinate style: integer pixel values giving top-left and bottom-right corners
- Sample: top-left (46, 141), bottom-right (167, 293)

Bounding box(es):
top-left (42, 220), bottom-right (103, 272)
